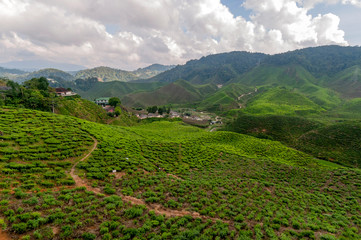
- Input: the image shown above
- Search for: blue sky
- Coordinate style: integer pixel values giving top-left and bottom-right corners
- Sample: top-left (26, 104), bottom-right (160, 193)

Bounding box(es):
top-left (308, 3), bottom-right (361, 45)
top-left (221, 0), bottom-right (361, 46)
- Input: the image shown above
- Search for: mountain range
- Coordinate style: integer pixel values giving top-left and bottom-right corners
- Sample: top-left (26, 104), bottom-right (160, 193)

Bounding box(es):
top-left (2, 45), bottom-right (361, 113)
top-left (56, 45), bottom-right (359, 113)
top-left (0, 64), bottom-right (175, 84)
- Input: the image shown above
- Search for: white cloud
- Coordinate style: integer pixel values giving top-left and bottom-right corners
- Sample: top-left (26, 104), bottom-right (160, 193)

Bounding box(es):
top-left (0, 0), bottom-right (353, 69)
top-left (342, 0), bottom-right (361, 7)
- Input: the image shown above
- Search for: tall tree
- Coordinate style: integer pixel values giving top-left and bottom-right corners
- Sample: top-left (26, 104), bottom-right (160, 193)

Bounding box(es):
top-left (109, 97), bottom-right (121, 107)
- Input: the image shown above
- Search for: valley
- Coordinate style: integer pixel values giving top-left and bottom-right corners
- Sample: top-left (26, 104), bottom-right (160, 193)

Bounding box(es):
top-left (1, 45), bottom-right (361, 239)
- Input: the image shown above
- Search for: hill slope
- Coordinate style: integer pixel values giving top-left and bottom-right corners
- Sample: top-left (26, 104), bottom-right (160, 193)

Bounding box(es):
top-left (243, 88), bottom-right (325, 116)
top-left (326, 65), bottom-right (361, 98)
top-left (145, 51), bottom-right (267, 84)
top-left (75, 81), bottom-right (164, 100)
top-left (17, 68), bottom-right (75, 82)
top-left (122, 80), bottom-right (218, 107)
top-left (263, 45), bottom-right (361, 77)
top-left (235, 65), bottom-right (342, 109)
top-left (3, 107), bottom-right (361, 240)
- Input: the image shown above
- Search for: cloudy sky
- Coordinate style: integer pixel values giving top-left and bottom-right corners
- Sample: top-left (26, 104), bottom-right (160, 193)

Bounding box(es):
top-left (0, 0), bottom-right (360, 70)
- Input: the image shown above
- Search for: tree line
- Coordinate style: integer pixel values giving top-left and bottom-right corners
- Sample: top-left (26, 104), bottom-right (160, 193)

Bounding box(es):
top-left (146, 106), bottom-right (170, 115)
top-left (0, 77), bottom-right (61, 112)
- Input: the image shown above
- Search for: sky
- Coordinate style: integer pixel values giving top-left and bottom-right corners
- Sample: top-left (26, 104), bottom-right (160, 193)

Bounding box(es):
top-left (0, 0), bottom-right (360, 70)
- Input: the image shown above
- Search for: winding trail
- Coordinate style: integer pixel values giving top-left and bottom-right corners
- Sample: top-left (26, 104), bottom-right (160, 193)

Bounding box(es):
top-left (70, 136), bottom-right (230, 223)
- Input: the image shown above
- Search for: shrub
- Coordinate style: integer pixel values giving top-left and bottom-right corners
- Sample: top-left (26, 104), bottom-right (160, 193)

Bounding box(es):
top-left (82, 232), bottom-right (96, 240)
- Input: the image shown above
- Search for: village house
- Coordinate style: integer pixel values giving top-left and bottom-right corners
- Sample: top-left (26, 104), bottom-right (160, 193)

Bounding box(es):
top-left (94, 97), bottom-right (110, 106)
top-left (55, 88), bottom-right (77, 97)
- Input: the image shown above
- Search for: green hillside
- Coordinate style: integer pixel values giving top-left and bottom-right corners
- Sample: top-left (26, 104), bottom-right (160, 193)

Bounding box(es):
top-left (75, 65), bottom-right (174, 82)
top-left (224, 113), bottom-right (361, 168)
top-left (242, 88), bottom-right (324, 116)
top-left (223, 114), bottom-right (321, 143)
top-left (55, 96), bottom-right (139, 126)
top-left (75, 66), bottom-right (137, 82)
top-left (56, 97), bottom-right (111, 124)
top-left (73, 81), bottom-right (164, 100)
top-left (296, 122), bottom-right (361, 168)
top-left (326, 65), bottom-right (361, 98)
top-left (19, 68), bottom-right (75, 82)
top-left (3, 107), bottom-right (361, 239)
top-left (122, 80), bottom-right (217, 107)
top-left (132, 64), bottom-right (175, 79)
top-left (146, 51), bottom-right (267, 84)
top-left (263, 45), bottom-right (361, 77)
top-left (236, 65), bottom-right (342, 109)
top-left (198, 83), bottom-right (254, 112)
top-left (325, 98), bottom-right (361, 119)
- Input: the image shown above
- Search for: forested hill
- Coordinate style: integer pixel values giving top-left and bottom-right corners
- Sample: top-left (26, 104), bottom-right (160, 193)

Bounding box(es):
top-left (262, 45), bottom-right (361, 77)
top-left (143, 51), bottom-right (267, 85)
top-left (137, 45), bottom-right (361, 86)
top-left (75, 64), bottom-right (174, 82)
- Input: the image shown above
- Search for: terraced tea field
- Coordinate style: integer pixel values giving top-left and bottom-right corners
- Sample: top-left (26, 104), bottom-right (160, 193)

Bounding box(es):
top-left (1, 107), bottom-right (361, 239)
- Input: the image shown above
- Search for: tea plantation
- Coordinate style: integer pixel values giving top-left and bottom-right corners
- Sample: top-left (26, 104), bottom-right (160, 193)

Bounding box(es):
top-left (1, 107), bottom-right (361, 239)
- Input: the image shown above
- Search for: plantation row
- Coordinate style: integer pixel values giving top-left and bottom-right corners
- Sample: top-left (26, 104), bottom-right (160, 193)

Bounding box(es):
top-left (0, 108), bottom-right (93, 162)
top-left (78, 121), bottom-right (320, 180)
top-left (77, 154), bottom-right (361, 239)
top-left (0, 107), bottom-right (360, 239)
top-left (0, 187), bottom-right (239, 240)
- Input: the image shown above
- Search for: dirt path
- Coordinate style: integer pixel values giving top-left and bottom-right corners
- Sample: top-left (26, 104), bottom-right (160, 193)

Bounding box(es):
top-left (70, 136), bottom-right (101, 193)
top-left (69, 136), bottom-right (230, 223)
top-left (0, 229), bottom-right (11, 240)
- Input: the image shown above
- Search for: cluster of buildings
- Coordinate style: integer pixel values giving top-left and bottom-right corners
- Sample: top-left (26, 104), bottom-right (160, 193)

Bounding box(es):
top-left (135, 111), bottom-right (180, 119)
top-left (55, 88), bottom-right (77, 97)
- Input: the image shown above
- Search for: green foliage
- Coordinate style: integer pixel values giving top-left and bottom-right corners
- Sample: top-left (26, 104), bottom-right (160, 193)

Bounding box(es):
top-left (4, 78), bottom-right (58, 111)
top-left (23, 77), bottom-right (49, 91)
top-left (147, 106), bottom-right (158, 113)
top-left (108, 97), bottom-right (121, 107)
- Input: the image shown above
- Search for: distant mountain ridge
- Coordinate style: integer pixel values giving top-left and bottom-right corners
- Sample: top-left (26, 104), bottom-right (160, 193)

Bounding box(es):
top-left (75, 64), bottom-right (175, 82)
top-left (0, 66), bottom-right (27, 75)
top-left (1, 64), bottom-right (175, 85)
top-left (23, 68), bottom-right (75, 82)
